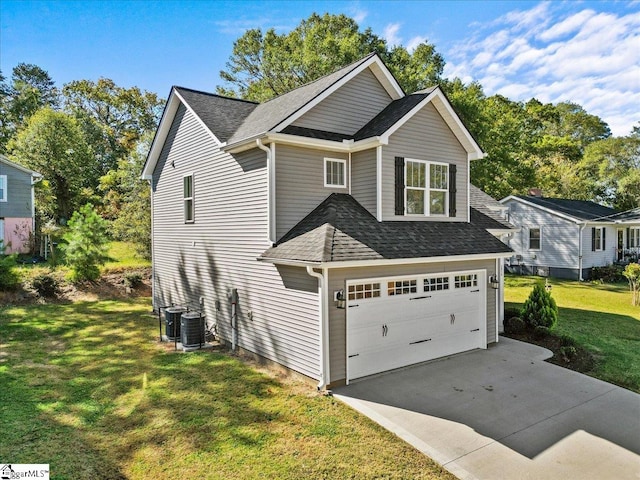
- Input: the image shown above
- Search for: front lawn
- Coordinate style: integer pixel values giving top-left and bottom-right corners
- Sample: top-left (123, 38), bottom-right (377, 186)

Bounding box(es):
top-left (0, 298), bottom-right (453, 480)
top-left (504, 275), bottom-right (640, 392)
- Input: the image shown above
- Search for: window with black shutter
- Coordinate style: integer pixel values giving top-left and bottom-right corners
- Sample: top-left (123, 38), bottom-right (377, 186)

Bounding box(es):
top-left (395, 157), bottom-right (404, 215)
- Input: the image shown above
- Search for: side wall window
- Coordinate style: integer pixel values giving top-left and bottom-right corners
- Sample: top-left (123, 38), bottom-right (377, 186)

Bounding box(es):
top-left (0, 175), bottom-right (7, 202)
top-left (592, 227), bottom-right (605, 251)
top-left (183, 174), bottom-right (194, 223)
top-left (324, 158), bottom-right (346, 188)
top-left (529, 227), bottom-right (541, 250)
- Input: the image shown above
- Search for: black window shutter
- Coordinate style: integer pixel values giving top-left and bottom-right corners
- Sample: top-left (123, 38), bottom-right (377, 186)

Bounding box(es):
top-left (602, 228), bottom-right (606, 250)
top-left (591, 227), bottom-right (596, 251)
top-left (627, 227), bottom-right (630, 248)
top-left (395, 157), bottom-right (405, 216)
top-left (449, 164), bottom-right (457, 217)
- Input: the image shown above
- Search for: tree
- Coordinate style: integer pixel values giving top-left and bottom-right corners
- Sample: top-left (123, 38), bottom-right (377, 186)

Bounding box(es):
top-left (100, 133), bottom-right (152, 258)
top-left (62, 203), bottom-right (110, 282)
top-left (217, 12), bottom-right (444, 102)
top-left (521, 283), bottom-right (558, 330)
top-left (9, 108), bottom-right (92, 223)
top-left (623, 263), bottom-right (640, 306)
top-left (62, 78), bottom-right (163, 179)
top-left (0, 64), bottom-right (58, 153)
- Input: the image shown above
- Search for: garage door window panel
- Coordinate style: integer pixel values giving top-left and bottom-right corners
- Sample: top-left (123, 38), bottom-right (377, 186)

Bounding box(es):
top-left (454, 274), bottom-right (478, 288)
top-left (388, 279), bottom-right (417, 296)
top-left (425, 276), bottom-right (449, 292)
top-left (348, 282), bottom-right (381, 300)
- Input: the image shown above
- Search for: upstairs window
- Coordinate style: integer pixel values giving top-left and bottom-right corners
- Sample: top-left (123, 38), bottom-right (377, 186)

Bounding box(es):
top-left (183, 174), bottom-right (194, 223)
top-left (529, 228), bottom-right (541, 250)
top-left (0, 175), bottom-right (6, 202)
top-left (324, 158), bottom-right (346, 188)
top-left (404, 159), bottom-right (449, 216)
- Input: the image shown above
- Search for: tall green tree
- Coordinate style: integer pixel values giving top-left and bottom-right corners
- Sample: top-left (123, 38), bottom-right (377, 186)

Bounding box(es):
top-left (62, 78), bottom-right (163, 179)
top-left (63, 203), bottom-right (110, 282)
top-left (9, 108), bottom-right (92, 223)
top-left (217, 12), bottom-right (444, 102)
top-left (0, 64), bottom-right (58, 152)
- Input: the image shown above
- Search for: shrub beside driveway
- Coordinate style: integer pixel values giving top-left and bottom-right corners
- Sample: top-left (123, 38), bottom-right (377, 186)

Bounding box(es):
top-left (504, 275), bottom-right (640, 393)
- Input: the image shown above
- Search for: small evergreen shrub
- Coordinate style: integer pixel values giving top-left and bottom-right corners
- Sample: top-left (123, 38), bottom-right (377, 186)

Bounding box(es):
top-left (504, 316), bottom-right (526, 334)
top-left (534, 325), bottom-right (551, 338)
top-left (0, 241), bottom-right (20, 291)
top-left (521, 283), bottom-right (558, 330)
top-left (123, 272), bottom-right (142, 288)
top-left (62, 204), bottom-right (110, 282)
top-left (31, 273), bottom-right (61, 298)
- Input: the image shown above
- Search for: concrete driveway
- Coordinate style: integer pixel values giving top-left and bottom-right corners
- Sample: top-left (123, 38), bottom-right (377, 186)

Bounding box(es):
top-left (334, 337), bottom-right (640, 480)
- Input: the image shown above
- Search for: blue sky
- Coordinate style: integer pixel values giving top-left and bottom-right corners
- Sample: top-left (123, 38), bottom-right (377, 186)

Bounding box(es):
top-left (1, 0), bottom-right (638, 136)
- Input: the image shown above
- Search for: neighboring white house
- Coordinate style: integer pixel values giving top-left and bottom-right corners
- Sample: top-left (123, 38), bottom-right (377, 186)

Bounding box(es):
top-left (0, 154), bottom-right (42, 254)
top-left (501, 192), bottom-right (640, 280)
top-left (143, 53), bottom-right (513, 388)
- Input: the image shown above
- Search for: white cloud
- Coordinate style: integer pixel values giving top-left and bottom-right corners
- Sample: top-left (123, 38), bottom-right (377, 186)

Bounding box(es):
top-left (406, 36), bottom-right (427, 52)
top-left (445, 2), bottom-right (640, 136)
top-left (384, 23), bottom-right (402, 46)
top-left (347, 3), bottom-right (368, 24)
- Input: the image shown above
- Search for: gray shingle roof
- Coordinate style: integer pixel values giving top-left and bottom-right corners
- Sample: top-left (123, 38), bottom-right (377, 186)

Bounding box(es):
top-left (280, 125), bottom-right (351, 141)
top-left (227, 54), bottom-right (377, 145)
top-left (353, 89), bottom-right (435, 140)
top-left (603, 207), bottom-right (640, 222)
top-left (261, 194), bottom-right (512, 263)
top-left (174, 87), bottom-right (257, 142)
top-left (516, 196), bottom-right (616, 221)
top-left (469, 185), bottom-right (515, 230)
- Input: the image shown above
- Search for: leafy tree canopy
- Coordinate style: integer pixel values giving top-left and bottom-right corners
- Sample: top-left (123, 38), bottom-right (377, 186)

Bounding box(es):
top-left (217, 13), bottom-right (444, 101)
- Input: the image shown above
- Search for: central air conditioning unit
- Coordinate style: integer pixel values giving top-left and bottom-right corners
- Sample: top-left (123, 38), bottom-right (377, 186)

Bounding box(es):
top-left (165, 306), bottom-right (186, 339)
top-left (181, 311), bottom-right (205, 348)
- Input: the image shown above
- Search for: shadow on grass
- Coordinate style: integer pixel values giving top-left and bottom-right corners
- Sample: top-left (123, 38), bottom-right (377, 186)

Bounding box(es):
top-left (0, 299), bottom-right (282, 479)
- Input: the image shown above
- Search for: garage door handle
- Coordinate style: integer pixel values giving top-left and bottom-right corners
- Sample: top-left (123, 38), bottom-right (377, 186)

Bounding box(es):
top-left (470, 328), bottom-right (480, 332)
top-left (471, 289), bottom-right (480, 292)
top-left (348, 353), bottom-right (359, 358)
top-left (348, 304), bottom-right (359, 308)
top-left (409, 338), bottom-right (431, 345)
top-left (410, 295), bottom-right (432, 300)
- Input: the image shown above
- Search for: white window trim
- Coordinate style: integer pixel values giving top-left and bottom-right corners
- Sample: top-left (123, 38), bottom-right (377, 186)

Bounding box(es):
top-left (0, 175), bottom-right (6, 202)
top-left (529, 226), bottom-right (542, 251)
top-left (594, 226), bottom-right (604, 251)
top-left (404, 158), bottom-right (449, 217)
top-left (324, 158), bottom-right (347, 188)
top-left (183, 173), bottom-right (194, 224)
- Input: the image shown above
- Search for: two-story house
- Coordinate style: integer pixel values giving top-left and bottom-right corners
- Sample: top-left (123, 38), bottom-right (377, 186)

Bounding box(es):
top-left (0, 154), bottom-right (42, 254)
top-left (143, 53), bottom-right (512, 388)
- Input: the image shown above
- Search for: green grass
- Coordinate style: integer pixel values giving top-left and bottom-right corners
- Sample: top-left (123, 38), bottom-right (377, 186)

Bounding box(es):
top-left (103, 241), bottom-right (151, 270)
top-left (0, 298), bottom-right (453, 480)
top-left (505, 275), bottom-right (640, 392)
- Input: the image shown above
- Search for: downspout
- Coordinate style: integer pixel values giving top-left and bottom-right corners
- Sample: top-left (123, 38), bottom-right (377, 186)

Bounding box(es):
top-left (148, 179), bottom-right (155, 310)
top-left (307, 266), bottom-right (329, 390)
top-left (256, 139), bottom-right (275, 244)
top-left (578, 223), bottom-right (586, 281)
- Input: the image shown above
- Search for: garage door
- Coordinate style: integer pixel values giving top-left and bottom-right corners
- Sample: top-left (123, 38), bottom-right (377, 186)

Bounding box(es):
top-left (346, 270), bottom-right (486, 381)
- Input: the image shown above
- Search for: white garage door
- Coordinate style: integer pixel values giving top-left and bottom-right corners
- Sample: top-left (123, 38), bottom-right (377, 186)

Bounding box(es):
top-left (346, 270), bottom-right (486, 381)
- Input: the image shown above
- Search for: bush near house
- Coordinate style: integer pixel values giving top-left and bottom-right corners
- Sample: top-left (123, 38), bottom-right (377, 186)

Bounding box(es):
top-left (521, 283), bottom-right (558, 330)
top-left (0, 241), bottom-right (20, 291)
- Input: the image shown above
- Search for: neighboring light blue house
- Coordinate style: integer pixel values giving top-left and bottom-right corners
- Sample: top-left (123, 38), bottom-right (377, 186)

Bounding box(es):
top-left (501, 192), bottom-right (640, 280)
top-left (0, 154), bottom-right (42, 254)
top-left (143, 53), bottom-right (513, 387)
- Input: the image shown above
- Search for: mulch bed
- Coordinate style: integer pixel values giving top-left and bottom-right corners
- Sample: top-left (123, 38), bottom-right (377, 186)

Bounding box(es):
top-left (503, 330), bottom-right (597, 374)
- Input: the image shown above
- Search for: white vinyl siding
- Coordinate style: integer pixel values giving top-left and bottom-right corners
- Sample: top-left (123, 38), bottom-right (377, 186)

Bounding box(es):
top-left (383, 103), bottom-right (467, 221)
top-left (275, 144), bottom-right (348, 240)
top-left (291, 68), bottom-right (392, 134)
top-left (151, 105), bottom-right (321, 380)
top-left (327, 259), bottom-right (497, 383)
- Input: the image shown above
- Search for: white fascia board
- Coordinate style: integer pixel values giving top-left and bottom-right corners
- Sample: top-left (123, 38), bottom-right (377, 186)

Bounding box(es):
top-left (258, 251), bottom-right (513, 269)
top-left (380, 88), bottom-right (484, 159)
top-left (272, 55), bottom-right (403, 133)
top-left (173, 89), bottom-right (221, 145)
top-left (0, 154), bottom-right (42, 177)
top-left (228, 133), bottom-right (384, 154)
top-left (500, 196), bottom-right (585, 224)
top-left (142, 91), bottom-right (180, 180)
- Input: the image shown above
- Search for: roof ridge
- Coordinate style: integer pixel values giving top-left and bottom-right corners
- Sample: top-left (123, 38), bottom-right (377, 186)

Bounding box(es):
top-left (174, 86), bottom-right (259, 105)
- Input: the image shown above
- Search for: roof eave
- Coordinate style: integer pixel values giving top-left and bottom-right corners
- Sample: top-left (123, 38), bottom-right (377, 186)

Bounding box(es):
top-left (258, 251), bottom-right (513, 269)
top-left (225, 133), bottom-right (385, 154)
